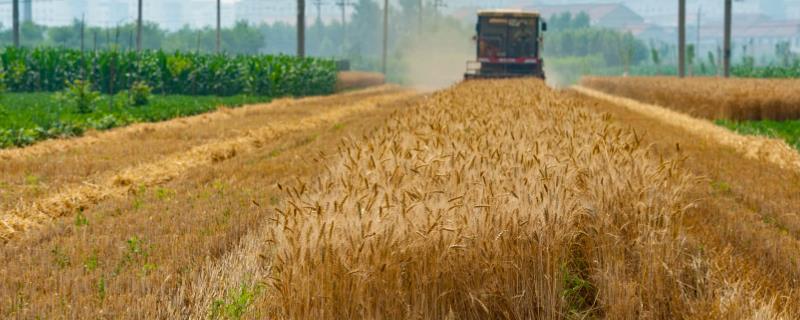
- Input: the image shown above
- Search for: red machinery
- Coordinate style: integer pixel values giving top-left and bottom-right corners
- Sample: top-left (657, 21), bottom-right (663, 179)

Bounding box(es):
top-left (465, 10), bottom-right (547, 80)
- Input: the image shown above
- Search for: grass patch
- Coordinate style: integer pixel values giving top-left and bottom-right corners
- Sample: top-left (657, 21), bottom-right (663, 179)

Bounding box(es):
top-left (209, 284), bottom-right (262, 320)
top-left (0, 92), bottom-right (272, 148)
top-left (716, 119), bottom-right (800, 151)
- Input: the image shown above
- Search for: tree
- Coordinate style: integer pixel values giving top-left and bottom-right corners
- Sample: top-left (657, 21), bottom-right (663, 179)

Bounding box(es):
top-left (349, 0), bottom-right (381, 57)
top-left (573, 12), bottom-right (590, 29)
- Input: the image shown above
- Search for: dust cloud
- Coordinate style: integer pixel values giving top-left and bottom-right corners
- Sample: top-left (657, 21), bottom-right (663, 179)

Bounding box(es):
top-left (396, 22), bottom-right (473, 91)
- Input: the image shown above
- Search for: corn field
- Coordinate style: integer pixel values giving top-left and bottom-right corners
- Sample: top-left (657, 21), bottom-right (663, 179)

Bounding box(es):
top-left (581, 76), bottom-right (800, 121)
top-left (0, 47), bottom-right (337, 97)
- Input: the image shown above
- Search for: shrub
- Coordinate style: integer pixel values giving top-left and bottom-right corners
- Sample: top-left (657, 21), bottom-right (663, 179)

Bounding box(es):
top-left (63, 79), bottom-right (100, 114)
top-left (128, 81), bottom-right (152, 107)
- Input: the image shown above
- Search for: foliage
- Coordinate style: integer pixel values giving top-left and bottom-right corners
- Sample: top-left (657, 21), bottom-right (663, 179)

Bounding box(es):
top-left (547, 12), bottom-right (591, 30)
top-left (63, 79), bottom-right (100, 113)
top-left (732, 60), bottom-right (800, 78)
top-left (128, 81), bottom-right (152, 107)
top-left (0, 47), bottom-right (337, 97)
top-left (545, 55), bottom-right (606, 86)
top-left (540, 10), bottom-right (649, 85)
top-left (0, 92), bottom-right (272, 148)
top-left (545, 28), bottom-right (647, 67)
top-left (716, 119), bottom-right (800, 150)
top-left (209, 285), bottom-right (261, 320)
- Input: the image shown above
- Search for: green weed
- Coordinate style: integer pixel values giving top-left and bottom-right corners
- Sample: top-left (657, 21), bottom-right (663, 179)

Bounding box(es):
top-left (97, 276), bottom-right (106, 300)
top-left (155, 187), bottom-right (175, 201)
top-left (142, 263), bottom-right (158, 276)
top-left (51, 246), bottom-right (71, 269)
top-left (24, 174), bottom-right (39, 186)
top-left (561, 262), bottom-right (596, 318)
top-left (75, 211), bottom-right (89, 227)
top-left (716, 119), bottom-right (800, 151)
top-left (711, 180), bottom-right (732, 194)
top-left (209, 284), bottom-right (262, 320)
top-left (269, 195), bottom-right (280, 206)
top-left (83, 251), bottom-right (99, 272)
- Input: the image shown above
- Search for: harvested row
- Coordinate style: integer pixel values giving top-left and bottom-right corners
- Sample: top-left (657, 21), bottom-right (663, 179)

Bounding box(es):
top-left (225, 80), bottom-right (785, 318)
top-left (574, 86), bottom-right (800, 174)
top-left (581, 76), bottom-right (800, 121)
top-left (0, 86), bottom-right (413, 240)
top-left (335, 71), bottom-right (386, 92)
top-left (0, 85), bottom-right (399, 208)
top-left (0, 88), bottom-right (422, 319)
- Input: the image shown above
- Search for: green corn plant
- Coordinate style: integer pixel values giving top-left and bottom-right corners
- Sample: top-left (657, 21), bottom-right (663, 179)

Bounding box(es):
top-left (64, 79), bottom-right (100, 114)
top-left (0, 47), bottom-right (337, 97)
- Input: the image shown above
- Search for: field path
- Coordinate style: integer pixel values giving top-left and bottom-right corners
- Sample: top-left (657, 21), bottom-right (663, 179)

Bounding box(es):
top-left (571, 88), bottom-right (800, 315)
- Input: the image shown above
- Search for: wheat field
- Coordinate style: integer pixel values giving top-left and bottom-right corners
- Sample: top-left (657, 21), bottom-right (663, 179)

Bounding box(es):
top-left (231, 80), bottom-right (790, 318)
top-left (581, 76), bottom-right (800, 121)
top-left (1, 79), bottom-right (797, 318)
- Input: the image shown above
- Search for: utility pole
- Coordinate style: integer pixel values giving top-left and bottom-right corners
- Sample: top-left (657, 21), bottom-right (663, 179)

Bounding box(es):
top-left (433, 0), bottom-right (445, 28)
top-left (313, 0), bottom-right (323, 47)
top-left (137, 0), bottom-right (143, 51)
top-left (696, 6), bottom-right (701, 56)
top-left (382, 0), bottom-right (388, 74)
top-left (418, 0), bottom-right (423, 34)
top-left (694, 6), bottom-right (703, 72)
top-left (12, 0), bottom-right (19, 47)
top-left (678, 0), bottom-right (686, 78)
top-left (80, 14), bottom-right (85, 51)
top-left (216, 0), bottom-right (222, 53)
top-left (313, 0), bottom-right (323, 21)
top-left (298, 0), bottom-right (306, 58)
top-left (723, 0), bottom-right (732, 77)
top-left (336, 0), bottom-right (351, 55)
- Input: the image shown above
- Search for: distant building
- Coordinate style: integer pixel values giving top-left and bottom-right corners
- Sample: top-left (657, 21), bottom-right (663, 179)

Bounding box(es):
top-left (621, 23), bottom-right (671, 44)
top-left (698, 16), bottom-right (800, 57)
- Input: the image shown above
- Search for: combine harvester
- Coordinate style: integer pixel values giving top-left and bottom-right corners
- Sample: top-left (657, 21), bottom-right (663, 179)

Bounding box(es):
top-left (464, 9), bottom-right (547, 80)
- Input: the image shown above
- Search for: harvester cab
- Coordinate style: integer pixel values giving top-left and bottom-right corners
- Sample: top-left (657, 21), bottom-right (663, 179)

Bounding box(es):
top-left (464, 9), bottom-right (547, 80)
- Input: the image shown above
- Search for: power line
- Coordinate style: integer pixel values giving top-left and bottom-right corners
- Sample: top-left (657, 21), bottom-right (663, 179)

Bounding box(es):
top-left (312, 0), bottom-right (324, 21)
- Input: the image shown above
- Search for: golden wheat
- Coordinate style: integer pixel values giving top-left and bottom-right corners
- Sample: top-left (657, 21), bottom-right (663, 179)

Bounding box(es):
top-left (0, 87), bottom-right (414, 241)
top-left (2, 79), bottom-right (795, 319)
top-left (581, 76), bottom-right (800, 121)
top-left (235, 79), bottom-right (784, 319)
top-left (336, 71), bottom-right (386, 92)
top-left (574, 86), bottom-right (800, 174)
